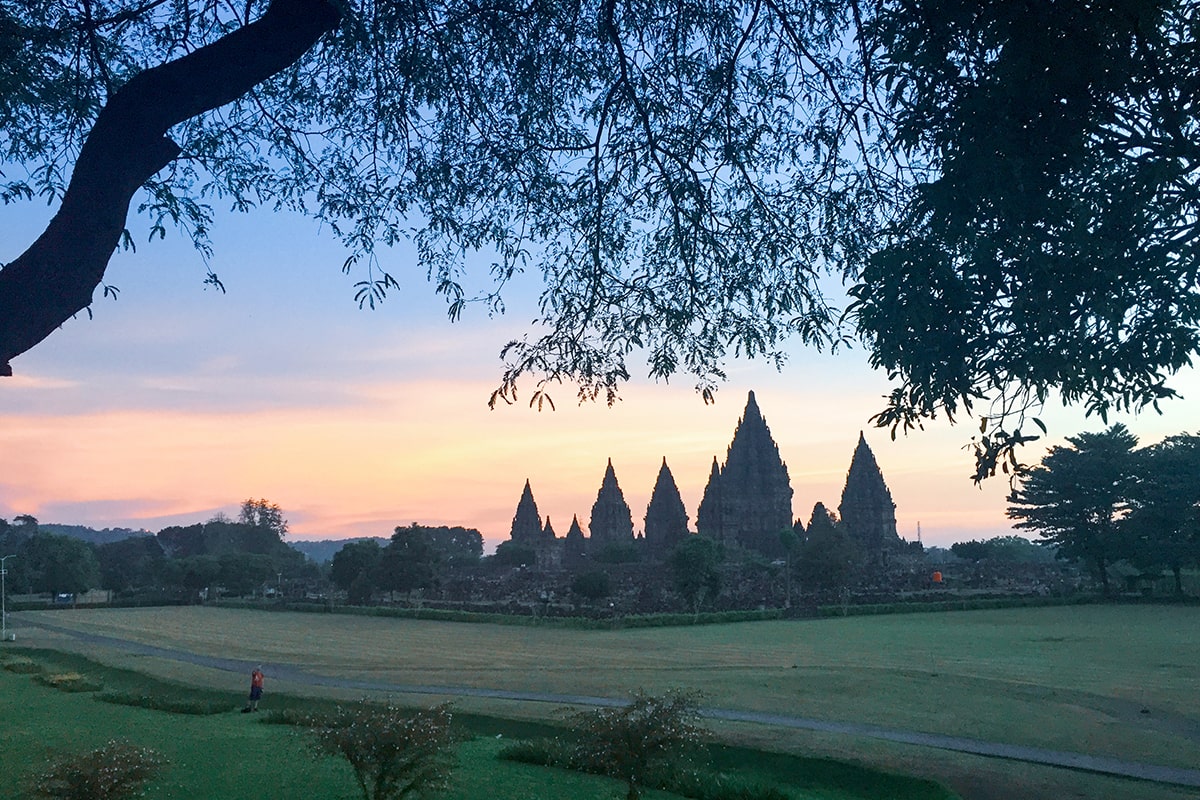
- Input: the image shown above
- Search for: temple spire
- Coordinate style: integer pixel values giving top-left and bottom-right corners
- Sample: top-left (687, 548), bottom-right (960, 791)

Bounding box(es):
top-left (589, 459), bottom-right (634, 547)
top-left (838, 432), bottom-right (899, 558)
top-left (645, 457), bottom-right (689, 554)
top-left (706, 390), bottom-right (793, 556)
top-left (509, 479), bottom-right (544, 545)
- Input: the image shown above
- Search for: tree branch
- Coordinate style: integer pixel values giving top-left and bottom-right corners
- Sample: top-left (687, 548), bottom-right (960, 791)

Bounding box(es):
top-left (0, 0), bottom-right (341, 376)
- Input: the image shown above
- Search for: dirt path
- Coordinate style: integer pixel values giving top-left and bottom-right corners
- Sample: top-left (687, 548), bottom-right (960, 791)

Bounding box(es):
top-left (14, 613), bottom-right (1200, 789)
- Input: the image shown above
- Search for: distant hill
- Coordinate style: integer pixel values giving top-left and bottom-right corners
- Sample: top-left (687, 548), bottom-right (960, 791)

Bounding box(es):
top-left (39, 524), bottom-right (151, 545)
top-left (289, 537), bottom-right (388, 564)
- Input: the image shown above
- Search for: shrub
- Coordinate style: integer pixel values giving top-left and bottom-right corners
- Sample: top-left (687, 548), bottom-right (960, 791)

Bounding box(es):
top-left (2, 656), bottom-right (43, 674)
top-left (308, 701), bottom-right (458, 800)
top-left (34, 672), bottom-right (103, 692)
top-left (570, 690), bottom-right (707, 800)
top-left (31, 740), bottom-right (165, 800)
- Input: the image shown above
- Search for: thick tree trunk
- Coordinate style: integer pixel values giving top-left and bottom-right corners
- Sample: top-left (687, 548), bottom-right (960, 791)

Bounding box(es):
top-left (0, 0), bottom-right (341, 376)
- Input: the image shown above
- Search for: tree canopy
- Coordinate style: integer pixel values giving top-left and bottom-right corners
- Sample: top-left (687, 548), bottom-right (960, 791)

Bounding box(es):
top-left (1007, 424), bottom-right (1140, 595)
top-left (1, 0), bottom-right (1197, 476)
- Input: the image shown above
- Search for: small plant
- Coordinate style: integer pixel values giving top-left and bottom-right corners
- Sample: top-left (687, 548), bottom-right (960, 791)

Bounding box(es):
top-left (570, 689), bottom-right (707, 800)
top-left (31, 740), bottom-right (165, 800)
top-left (35, 672), bottom-right (103, 692)
top-left (2, 656), bottom-right (43, 674)
top-left (308, 700), bottom-right (458, 800)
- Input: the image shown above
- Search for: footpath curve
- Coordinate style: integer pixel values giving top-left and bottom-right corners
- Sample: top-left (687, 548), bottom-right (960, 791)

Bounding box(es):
top-left (14, 614), bottom-right (1200, 789)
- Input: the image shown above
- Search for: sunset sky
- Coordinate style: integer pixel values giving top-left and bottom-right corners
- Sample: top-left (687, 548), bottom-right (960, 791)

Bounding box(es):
top-left (3, 200), bottom-right (1198, 551)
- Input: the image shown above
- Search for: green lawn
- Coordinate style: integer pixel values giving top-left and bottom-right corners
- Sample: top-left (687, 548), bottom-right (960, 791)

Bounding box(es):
top-left (11, 603), bottom-right (1200, 800)
top-left (0, 655), bottom-right (950, 800)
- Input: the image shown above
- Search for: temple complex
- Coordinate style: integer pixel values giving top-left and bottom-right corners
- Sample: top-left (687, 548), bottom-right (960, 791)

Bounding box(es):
top-left (838, 432), bottom-right (901, 557)
top-left (696, 391), bottom-right (793, 557)
top-left (496, 393), bottom-right (900, 569)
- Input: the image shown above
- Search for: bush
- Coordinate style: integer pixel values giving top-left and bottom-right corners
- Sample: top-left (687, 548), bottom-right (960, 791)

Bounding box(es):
top-left (308, 701), bottom-right (458, 800)
top-left (499, 735), bottom-right (791, 800)
top-left (2, 656), bottom-right (43, 674)
top-left (571, 690), bottom-right (707, 800)
top-left (34, 672), bottom-right (103, 692)
top-left (31, 740), bottom-right (165, 800)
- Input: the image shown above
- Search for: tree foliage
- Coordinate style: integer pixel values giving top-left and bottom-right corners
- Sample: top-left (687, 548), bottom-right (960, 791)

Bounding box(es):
top-left (238, 499), bottom-right (289, 537)
top-left (1008, 425), bottom-right (1140, 595)
top-left (308, 701), bottom-right (458, 800)
top-left (570, 569), bottom-right (612, 602)
top-left (0, 0), bottom-right (1197, 479)
top-left (569, 690), bottom-right (706, 800)
top-left (795, 503), bottom-right (858, 594)
top-left (331, 539), bottom-right (384, 593)
top-left (1125, 432), bottom-right (1200, 594)
top-left (19, 533), bottom-right (101, 596)
top-left (668, 536), bottom-right (721, 616)
top-left (377, 527), bottom-right (439, 596)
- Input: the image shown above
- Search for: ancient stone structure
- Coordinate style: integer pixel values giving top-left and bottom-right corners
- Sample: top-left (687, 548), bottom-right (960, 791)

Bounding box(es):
top-left (697, 391), bottom-right (793, 557)
top-left (588, 459), bottom-right (635, 547)
top-left (644, 458), bottom-right (689, 554)
top-left (563, 515), bottom-right (587, 568)
top-left (509, 480), bottom-right (553, 547)
top-left (696, 457), bottom-right (722, 543)
top-left (838, 432), bottom-right (900, 557)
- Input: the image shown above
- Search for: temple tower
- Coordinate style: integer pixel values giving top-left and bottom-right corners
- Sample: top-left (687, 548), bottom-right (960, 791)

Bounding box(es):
top-left (698, 391), bottom-right (793, 557)
top-left (509, 480), bottom-right (544, 545)
top-left (644, 458), bottom-right (689, 555)
top-left (838, 432), bottom-right (900, 556)
top-left (696, 457), bottom-right (723, 540)
top-left (563, 515), bottom-right (587, 568)
top-left (588, 459), bottom-right (635, 547)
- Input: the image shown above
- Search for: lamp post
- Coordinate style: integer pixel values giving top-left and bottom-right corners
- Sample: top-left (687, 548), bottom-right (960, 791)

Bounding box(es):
top-left (1, 554), bottom-right (14, 643)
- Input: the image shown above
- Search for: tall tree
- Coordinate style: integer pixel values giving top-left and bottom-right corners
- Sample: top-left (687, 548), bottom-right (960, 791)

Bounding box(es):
top-left (669, 535), bottom-right (721, 618)
top-left (377, 527), bottom-right (438, 597)
top-left (1008, 425), bottom-right (1141, 596)
top-left (96, 535), bottom-right (165, 594)
top-left (1126, 433), bottom-right (1200, 595)
top-left (2, 0), bottom-right (1195, 479)
top-left (795, 503), bottom-right (859, 595)
top-left (238, 499), bottom-right (289, 537)
top-left (20, 533), bottom-right (101, 596)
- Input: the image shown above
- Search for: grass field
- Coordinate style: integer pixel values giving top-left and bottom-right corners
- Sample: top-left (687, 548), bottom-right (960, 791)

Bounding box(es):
top-left (9, 604), bottom-right (1200, 800)
top-left (0, 651), bottom-right (950, 800)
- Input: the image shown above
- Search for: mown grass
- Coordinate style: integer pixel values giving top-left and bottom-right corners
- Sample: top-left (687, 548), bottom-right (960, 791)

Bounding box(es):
top-left (14, 604), bottom-right (1200, 800)
top-left (0, 648), bottom-right (954, 800)
top-left (20, 604), bottom-right (1200, 767)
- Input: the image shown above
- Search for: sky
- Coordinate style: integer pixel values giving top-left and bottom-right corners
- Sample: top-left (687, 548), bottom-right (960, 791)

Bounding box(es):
top-left (3, 201), bottom-right (1199, 552)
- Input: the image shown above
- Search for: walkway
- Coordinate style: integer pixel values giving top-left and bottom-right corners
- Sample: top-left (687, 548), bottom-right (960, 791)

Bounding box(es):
top-left (13, 614), bottom-right (1200, 789)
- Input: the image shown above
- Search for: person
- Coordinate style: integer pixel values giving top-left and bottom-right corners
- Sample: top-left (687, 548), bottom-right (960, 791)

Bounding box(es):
top-left (243, 665), bottom-right (265, 712)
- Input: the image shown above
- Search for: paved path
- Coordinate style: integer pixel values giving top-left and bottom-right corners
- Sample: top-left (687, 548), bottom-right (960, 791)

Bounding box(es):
top-left (13, 614), bottom-right (1200, 789)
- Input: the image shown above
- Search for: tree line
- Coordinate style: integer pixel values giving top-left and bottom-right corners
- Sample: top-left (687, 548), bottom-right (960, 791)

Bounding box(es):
top-left (1008, 427), bottom-right (1200, 596)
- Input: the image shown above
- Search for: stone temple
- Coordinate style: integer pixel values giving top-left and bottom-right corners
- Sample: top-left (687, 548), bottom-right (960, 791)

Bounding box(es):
top-left (696, 391), bottom-right (793, 557)
top-left (588, 459), bottom-right (635, 548)
top-left (498, 392), bottom-right (900, 566)
top-left (838, 431), bottom-right (901, 556)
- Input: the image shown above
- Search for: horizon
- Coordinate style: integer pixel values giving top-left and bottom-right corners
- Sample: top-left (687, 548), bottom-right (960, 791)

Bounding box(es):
top-left (4, 203), bottom-right (1199, 552)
